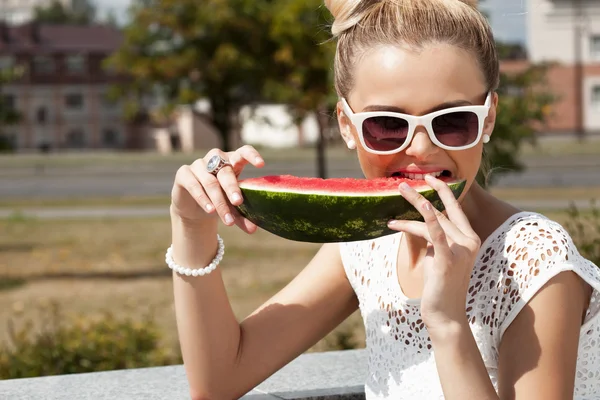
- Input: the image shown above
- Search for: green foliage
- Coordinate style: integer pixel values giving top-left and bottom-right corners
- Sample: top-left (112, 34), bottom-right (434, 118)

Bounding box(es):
top-left (0, 302), bottom-right (181, 379)
top-left (107, 0), bottom-right (275, 150)
top-left (565, 200), bottom-right (600, 266)
top-left (265, 2), bottom-right (336, 113)
top-left (324, 327), bottom-right (360, 351)
top-left (0, 277), bottom-right (26, 293)
top-left (107, 0), bottom-right (336, 152)
top-left (479, 63), bottom-right (556, 186)
top-left (33, 0), bottom-right (96, 25)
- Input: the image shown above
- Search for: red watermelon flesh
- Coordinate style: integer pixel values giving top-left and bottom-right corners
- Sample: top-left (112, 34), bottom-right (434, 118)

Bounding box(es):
top-left (239, 175), bottom-right (433, 195)
top-left (236, 175), bottom-right (467, 243)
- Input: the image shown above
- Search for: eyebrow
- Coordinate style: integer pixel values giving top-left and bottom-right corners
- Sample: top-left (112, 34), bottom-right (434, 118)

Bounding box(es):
top-left (362, 99), bottom-right (474, 114)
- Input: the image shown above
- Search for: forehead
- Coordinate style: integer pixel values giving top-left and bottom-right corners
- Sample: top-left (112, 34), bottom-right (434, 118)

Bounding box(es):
top-left (349, 43), bottom-right (486, 113)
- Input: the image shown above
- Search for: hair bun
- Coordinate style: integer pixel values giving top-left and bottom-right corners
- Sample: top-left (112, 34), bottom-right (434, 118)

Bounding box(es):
top-left (458, 0), bottom-right (478, 7)
top-left (325, 0), bottom-right (370, 36)
top-left (325, 0), bottom-right (479, 36)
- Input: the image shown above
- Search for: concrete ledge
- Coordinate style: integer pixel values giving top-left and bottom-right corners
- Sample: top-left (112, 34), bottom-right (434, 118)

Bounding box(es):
top-left (0, 349), bottom-right (367, 400)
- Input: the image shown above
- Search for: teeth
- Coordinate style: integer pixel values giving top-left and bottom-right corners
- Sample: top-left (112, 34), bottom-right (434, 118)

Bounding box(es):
top-left (400, 171), bottom-right (444, 180)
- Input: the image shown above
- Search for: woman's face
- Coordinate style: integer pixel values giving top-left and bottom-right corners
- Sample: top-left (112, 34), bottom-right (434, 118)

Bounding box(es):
top-left (337, 43), bottom-right (498, 198)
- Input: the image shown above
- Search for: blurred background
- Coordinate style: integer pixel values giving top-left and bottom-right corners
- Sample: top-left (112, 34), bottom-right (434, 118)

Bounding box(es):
top-left (0, 0), bottom-right (599, 380)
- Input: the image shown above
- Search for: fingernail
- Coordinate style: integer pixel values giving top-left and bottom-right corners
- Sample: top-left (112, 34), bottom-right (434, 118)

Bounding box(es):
top-left (388, 220), bottom-right (397, 226)
top-left (225, 214), bottom-right (234, 225)
top-left (231, 193), bottom-right (242, 203)
top-left (256, 157), bottom-right (263, 164)
top-left (206, 204), bottom-right (214, 212)
top-left (423, 203), bottom-right (432, 211)
top-left (399, 182), bottom-right (411, 191)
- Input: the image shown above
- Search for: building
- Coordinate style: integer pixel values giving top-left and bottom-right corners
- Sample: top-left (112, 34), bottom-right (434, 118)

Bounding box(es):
top-left (0, 22), bottom-right (158, 151)
top-left (526, 0), bottom-right (600, 135)
top-left (0, 0), bottom-right (75, 24)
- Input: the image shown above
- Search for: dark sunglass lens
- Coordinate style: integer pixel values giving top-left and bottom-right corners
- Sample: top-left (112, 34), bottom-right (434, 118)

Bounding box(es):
top-left (362, 116), bottom-right (409, 152)
top-left (432, 112), bottom-right (479, 147)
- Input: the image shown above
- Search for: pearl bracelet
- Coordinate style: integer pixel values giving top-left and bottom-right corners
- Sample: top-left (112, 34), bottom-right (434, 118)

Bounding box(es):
top-left (165, 235), bottom-right (225, 277)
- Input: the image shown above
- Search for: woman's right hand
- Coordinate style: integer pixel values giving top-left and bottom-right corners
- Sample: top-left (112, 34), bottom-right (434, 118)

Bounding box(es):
top-left (170, 145), bottom-right (265, 234)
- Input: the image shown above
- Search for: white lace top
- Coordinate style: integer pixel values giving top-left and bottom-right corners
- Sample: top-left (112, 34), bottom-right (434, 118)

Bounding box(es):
top-left (340, 211), bottom-right (600, 399)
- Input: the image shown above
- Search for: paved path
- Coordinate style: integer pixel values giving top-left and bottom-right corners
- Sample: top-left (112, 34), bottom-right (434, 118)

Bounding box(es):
top-left (0, 154), bottom-right (599, 200)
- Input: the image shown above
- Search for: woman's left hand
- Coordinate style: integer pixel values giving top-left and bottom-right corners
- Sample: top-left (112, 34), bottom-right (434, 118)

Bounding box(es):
top-left (387, 175), bottom-right (481, 332)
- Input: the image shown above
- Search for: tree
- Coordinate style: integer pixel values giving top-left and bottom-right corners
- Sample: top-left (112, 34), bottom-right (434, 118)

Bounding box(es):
top-left (106, 0), bottom-right (279, 152)
top-left (33, 0), bottom-right (96, 25)
top-left (479, 63), bottom-right (556, 186)
top-left (264, 1), bottom-right (337, 178)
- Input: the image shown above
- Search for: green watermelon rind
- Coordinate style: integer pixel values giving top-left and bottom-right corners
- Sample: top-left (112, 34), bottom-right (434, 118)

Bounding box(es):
top-left (236, 179), bottom-right (467, 243)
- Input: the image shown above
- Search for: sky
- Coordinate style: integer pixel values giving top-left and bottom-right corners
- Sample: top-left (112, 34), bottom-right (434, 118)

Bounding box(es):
top-left (93, 0), bottom-right (528, 45)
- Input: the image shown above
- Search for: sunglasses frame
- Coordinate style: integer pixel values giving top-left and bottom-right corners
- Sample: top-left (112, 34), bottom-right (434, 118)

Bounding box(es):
top-left (341, 92), bottom-right (493, 155)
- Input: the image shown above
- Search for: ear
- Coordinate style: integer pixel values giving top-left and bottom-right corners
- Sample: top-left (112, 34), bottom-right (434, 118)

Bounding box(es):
top-left (483, 92), bottom-right (499, 138)
top-left (336, 100), bottom-right (357, 147)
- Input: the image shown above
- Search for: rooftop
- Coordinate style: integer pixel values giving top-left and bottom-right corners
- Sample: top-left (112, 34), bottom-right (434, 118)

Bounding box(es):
top-left (0, 22), bottom-right (123, 54)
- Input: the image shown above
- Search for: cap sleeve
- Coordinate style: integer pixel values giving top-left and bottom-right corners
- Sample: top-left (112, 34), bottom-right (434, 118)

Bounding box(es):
top-left (494, 214), bottom-right (600, 339)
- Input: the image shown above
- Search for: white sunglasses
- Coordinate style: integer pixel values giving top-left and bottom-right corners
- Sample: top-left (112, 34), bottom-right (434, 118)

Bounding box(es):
top-left (341, 92), bottom-right (493, 155)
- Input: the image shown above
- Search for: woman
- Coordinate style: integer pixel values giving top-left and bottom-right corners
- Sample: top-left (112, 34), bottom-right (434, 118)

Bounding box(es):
top-left (168, 0), bottom-right (600, 398)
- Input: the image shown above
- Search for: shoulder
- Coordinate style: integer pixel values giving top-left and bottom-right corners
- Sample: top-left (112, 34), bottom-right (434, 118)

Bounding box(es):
top-left (480, 211), bottom-right (600, 337)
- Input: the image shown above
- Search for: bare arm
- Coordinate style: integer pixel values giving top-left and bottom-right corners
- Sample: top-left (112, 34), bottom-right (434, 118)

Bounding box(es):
top-left (169, 146), bottom-right (358, 399)
top-left (428, 271), bottom-right (589, 400)
top-left (172, 214), bottom-right (358, 400)
top-left (497, 271), bottom-right (589, 400)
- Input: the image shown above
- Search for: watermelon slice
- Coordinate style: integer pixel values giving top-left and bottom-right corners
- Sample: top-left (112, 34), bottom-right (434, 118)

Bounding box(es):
top-left (236, 175), bottom-right (466, 243)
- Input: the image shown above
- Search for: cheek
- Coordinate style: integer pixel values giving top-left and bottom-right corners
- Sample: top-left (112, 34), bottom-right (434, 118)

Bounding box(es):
top-left (356, 150), bottom-right (394, 178)
top-left (453, 148), bottom-right (483, 180)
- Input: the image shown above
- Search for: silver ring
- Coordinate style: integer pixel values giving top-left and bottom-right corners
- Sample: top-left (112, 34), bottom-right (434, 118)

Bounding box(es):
top-left (206, 155), bottom-right (232, 176)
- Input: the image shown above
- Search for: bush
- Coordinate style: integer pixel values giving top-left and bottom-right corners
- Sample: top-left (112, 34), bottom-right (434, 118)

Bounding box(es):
top-left (565, 199), bottom-right (600, 266)
top-left (0, 135), bottom-right (15, 153)
top-left (0, 302), bottom-right (182, 379)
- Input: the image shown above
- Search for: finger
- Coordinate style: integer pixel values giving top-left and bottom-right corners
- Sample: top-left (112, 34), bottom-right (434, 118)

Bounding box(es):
top-left (387, 220), bottom-right (432, 242)
top-left (174, 165), bottom-right (215, 214)
top-left (421, 202), bottom-right (452, 257)
top-left (215, 160), bottom-right (243, 207)
top-left (230, 207), bottom-right (259, 234)
top-left (398, 182), bottom-right (463, 239)
top-left (191, 160), bottom-right (236, 226)
top-left (424, 175), bottom-right (474, 235)
top-left (236, 145), bottom-right (265, 168)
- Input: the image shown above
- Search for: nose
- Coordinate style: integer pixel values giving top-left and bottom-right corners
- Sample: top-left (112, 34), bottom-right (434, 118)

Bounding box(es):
top-left (404, 125), bottom-right (439, 159)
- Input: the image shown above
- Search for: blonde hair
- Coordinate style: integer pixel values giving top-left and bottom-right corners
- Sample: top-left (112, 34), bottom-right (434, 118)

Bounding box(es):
top-left (324, 0), bottom-right (499, 99)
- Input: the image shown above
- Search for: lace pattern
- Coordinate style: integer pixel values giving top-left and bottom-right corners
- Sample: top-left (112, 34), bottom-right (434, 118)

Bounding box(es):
top-left (340, 211), bottom-right (600, 399)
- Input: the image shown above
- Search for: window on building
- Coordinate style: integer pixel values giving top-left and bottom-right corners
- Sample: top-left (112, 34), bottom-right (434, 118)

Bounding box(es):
top-left (592, 85), bottom-right (600, 111)
top-left (33, 56), bottom-right (56, 75)
top-left (591, 35), bottom-right (600, 61)
top-left (102, 128), bottom-right (120, 147)
top-left (66, 54), bottom-right (86, 75)
top-left (65, 93), bottom-right (84, 110)
top-left (66, 129), bottom-right (86, 148)
top-left (37, 107), bottom-right (47, 124)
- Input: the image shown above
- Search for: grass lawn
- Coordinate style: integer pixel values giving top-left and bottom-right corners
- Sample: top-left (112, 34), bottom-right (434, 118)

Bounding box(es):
top-left (1, 207), bottom-right (595, 362)
top-left (0, 217), bottom-right (365, 358)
